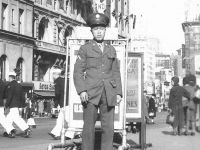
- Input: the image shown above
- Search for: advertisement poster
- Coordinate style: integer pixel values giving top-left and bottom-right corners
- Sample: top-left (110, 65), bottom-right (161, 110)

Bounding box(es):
top-left (126, 54), bottom-right (142, 119)
top-left (68, 43), bottom-right (125, 130)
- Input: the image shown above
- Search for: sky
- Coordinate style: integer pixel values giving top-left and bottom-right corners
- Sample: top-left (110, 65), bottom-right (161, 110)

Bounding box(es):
top-left (130, 0), bottom-right (187, 54)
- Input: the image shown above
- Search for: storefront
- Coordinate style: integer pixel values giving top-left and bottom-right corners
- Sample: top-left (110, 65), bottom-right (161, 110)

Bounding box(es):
top-left (33, 81), bottom-right (55, 115)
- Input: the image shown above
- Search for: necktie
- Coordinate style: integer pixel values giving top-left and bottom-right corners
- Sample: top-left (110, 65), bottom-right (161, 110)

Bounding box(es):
top-left (98, 44), bottom-right (104, 52)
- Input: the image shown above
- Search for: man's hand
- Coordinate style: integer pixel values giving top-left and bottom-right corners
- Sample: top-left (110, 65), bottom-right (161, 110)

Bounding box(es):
top-left (80, 91), bottom-right (89, 103)
top-left (117, 95), bottom-right (122, 105)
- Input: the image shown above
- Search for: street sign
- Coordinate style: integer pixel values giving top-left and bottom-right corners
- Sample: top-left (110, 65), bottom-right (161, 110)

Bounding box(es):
top-left (96, 0), bottom-right (106, 13)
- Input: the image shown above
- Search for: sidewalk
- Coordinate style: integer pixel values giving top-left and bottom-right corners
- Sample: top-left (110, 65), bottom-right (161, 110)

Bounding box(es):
top-left (127, 112), bottom-right (200, 150)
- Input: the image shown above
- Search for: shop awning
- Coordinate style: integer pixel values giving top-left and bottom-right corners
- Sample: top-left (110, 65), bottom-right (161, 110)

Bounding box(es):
top-left (34, 91), bottom-right (55, 97)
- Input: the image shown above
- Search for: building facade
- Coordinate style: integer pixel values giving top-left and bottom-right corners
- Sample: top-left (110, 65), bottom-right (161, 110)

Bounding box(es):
top-left (0, 0), bottom-right (34, 82)
top-left (0, 0), bottom-right (132, 107)
top-left (182, 0), bottom-right (200, 76)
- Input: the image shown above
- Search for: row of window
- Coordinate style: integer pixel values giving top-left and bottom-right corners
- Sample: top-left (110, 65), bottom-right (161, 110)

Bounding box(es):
top-left (1, 3), bottom-right (24, 34)
top-left (0, 55), bottom-right (23, 81)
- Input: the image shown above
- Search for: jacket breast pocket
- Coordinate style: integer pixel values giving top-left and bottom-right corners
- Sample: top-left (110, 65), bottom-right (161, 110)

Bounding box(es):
top-left (107, 53), bottom-right (116, 68)
top-left (87, 53), bottom-right (99, 68)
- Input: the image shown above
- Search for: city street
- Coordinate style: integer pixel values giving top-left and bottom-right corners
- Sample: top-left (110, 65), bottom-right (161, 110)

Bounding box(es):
top-left (0, 112), bottom-right (200, 150)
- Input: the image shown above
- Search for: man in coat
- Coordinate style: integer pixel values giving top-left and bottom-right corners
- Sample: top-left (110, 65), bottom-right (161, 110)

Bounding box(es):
top-left (73, 13), bottom-right (122, 150)
top-left (4, 72), bottom-right (31, 138)
top-left (49, 68), bottom-right (74, 140)
top-left (0, 72), bottom-right (15, 137)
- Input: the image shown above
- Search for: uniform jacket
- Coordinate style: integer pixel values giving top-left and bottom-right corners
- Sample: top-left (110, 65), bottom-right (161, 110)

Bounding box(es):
top-left (73, 40), bottom-right (122, 106)
top-left (0, 79), bottom-right (6, 107)
top-left (168, 77), bottom-right (190, 109)
top-left (5, 80), bottom-right (22, 108)
top-left (54, 77), bottom-right (68, 107)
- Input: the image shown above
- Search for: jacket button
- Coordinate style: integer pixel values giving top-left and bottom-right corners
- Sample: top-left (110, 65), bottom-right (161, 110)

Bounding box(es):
top-left (102, 72), bottom-right (104, 74)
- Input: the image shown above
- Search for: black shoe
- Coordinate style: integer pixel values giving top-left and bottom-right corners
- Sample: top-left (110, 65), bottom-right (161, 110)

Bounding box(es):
top-left (48, 132), bottom-right (60, 140)
top-left (24, 128), bottom-right (31, 138)
top-left (54, 136), bottom-right (61, 140)
top-left (2, 132), bottom-right (8, 137)
top-left (48, 132), bottom-right (57, 139)
top-left (9, 129), bottom-right (16, 138)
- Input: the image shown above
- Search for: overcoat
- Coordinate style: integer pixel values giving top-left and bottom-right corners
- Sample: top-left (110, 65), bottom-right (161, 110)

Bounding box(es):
top-left (73, 40), bottom-right (122, 106)
top-left (5, 80), bottom-right (22, 108)
top-left (0, 79), bottom-right (6, 107)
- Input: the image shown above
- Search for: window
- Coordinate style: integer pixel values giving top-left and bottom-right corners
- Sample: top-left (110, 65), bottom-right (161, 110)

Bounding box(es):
top-left (19, 9), bottom-right (24, 34)
top-left (47, 0), bottom-right (52, 5)
top-left (1, 3), bottom-right (7, 29)
top-left (16, 58), bottom-right (24, 82)
top-left (11, 9), bottom-right (15, 25)
top-left (0, 55), bottom-right (7, 80)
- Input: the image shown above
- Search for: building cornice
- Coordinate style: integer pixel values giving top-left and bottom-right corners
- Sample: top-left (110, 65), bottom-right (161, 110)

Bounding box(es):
top-left (34, 3), bottom-right (86, 27)
top-left (182, 21), bottom-right (200, 32)
top-left (0, 29), bottom-right (36, 46)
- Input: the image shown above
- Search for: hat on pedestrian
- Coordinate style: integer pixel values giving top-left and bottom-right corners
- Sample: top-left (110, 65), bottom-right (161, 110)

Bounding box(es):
top-left (86, 13), bottom-right (110, 28)
top-left (8, 72), bottom-right (16, 76)
top-left (152, 94), bottom-right (156, 97)
top-left (52, 68), bottom-right (62, 74)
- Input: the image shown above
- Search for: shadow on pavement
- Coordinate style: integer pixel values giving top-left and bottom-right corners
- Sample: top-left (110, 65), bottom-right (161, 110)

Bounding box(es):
top-left (162, 131), bottom-right (172, 135)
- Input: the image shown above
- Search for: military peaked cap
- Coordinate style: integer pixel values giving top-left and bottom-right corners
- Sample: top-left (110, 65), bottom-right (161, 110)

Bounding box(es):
top-left (86, 13), bottom-right (109, 27)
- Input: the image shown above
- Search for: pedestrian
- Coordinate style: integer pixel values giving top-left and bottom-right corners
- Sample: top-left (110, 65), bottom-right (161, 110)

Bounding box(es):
top-left (148, 94), bottom-right (156, 124)
top-left (4, 72), bottom-right (31, 138)
top-left (73, 13), bottom-right (122, 150)
top-left (49, 68), bottom-right (73, 140)
top-left (0, 72), bottom-right (16, 137)
top-left (182, 77), bottom-right (196, 135)
top-left (38, 100), bottom-right (44, 117)
top-left (143, 90), bottom-right (150, 124)
top-left (168, 76), bottom-right (190, 136)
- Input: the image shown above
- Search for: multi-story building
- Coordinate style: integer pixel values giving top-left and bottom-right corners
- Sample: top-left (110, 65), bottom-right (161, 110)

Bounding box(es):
top-left (182, 0), bottom-right (200, 75)
top-left (0, 0), bottom-right (132, 104)
top-left (0, 0), bottom-right (34, 82)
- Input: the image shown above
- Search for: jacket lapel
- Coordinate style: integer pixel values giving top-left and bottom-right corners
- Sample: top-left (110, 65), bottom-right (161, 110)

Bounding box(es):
top-left (91, 40), bottom-right (102, 54)
top-left (102, 43), bottom-right (109, 56)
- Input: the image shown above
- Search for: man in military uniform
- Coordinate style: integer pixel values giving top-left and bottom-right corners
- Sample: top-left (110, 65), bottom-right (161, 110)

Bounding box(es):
top-left (73, 13), bottom-right (122, 150)
top-left (4, 72), bottom-right (31, 138)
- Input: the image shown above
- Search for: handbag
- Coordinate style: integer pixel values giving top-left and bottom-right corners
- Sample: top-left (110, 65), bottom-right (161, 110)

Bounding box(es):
top-left (166, 113), bottom-right (174, 125)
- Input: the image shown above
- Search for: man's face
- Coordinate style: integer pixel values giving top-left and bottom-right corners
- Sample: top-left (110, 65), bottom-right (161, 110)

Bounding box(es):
top-left (91, 26), bottom-right (106, 41)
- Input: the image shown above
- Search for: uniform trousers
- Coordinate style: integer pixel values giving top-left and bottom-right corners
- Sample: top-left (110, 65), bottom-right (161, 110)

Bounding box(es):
top-left (0, 107), bottom-right (15, 133)
top-left (81, 89), bottom-right (115, 150)
top-left (6, 107), bottom-right (29, 133)
top-left (51, 106), bottom-right (75, 138)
